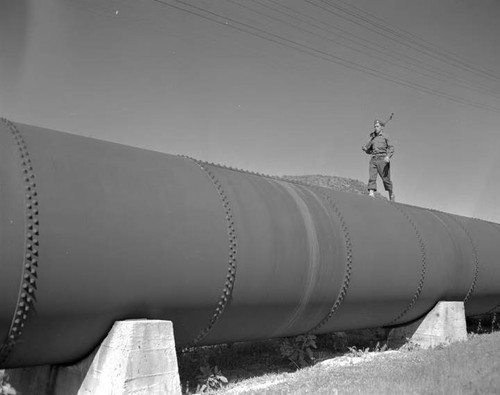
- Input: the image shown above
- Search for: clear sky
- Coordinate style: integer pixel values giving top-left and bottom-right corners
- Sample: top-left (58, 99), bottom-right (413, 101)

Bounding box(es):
top-left (2, 0), bottom-right (500, 222)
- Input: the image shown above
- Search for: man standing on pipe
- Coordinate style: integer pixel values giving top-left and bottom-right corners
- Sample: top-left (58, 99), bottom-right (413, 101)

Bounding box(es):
top-left (362, 115), bottom-right (395, 201)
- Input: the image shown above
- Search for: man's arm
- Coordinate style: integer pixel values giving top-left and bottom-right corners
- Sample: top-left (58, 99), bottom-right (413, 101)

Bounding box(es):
top-left (361, 133), bottom-right (374, 154)
top-left (384, 134), bottom-right (395, 162)
top-left (386, 134), bottom-right (394, 158)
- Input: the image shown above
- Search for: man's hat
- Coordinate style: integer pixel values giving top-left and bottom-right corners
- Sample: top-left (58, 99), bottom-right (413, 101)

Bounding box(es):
top-left (374, 119), bottom-right (384, 126)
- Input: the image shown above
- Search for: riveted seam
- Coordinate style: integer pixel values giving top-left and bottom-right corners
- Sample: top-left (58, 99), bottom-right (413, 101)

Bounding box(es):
top-left (177, 155), bottom-right (354, 335)
top-left (443, 213), bottom-right (480, 304)
top-left (306, 187), bottom-right (352, 334)
top-left (385, 203), bottom-right (427, 326)
top-left (0, 118), bottom-right (41, 365)
top-left (182, 156), bottom-right (238, 346)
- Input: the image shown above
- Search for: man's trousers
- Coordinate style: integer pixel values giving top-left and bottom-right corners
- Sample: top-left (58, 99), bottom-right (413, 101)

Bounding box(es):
top-left (368, 156), bottom-right (393, 192)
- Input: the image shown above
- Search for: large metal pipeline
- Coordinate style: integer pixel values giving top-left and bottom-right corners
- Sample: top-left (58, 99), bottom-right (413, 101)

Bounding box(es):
top-left (1, 118), bottom-right (499, 368)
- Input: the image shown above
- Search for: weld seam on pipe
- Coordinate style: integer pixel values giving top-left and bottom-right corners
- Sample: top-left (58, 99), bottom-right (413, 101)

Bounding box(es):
top-left (187, 159), bottom-right (238, 346)
top-left (0, 119), bottom-right (41, 365)
top-left (307, 188), bottom-right (352, 334)
top-left (384, 202), bottom-right (427, 326)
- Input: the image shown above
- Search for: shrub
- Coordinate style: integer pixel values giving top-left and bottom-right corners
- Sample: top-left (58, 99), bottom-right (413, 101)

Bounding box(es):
top-left (195, 364), bottom-right (228, 393)
top-left (279, 334), bottom-right (317, 369)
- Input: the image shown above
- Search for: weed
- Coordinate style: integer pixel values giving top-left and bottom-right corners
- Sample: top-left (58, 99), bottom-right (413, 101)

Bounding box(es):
top-left (345, 340), bottom-right (389, 357)
top-left (279, 334), bottom-right (317, 369)
top-left (491, 313), bottom-right (499, 332)
top-left (0, 371), bottom-right (16, 395)
top-left (399, 339), bottom-right (421, 352)
top-left (346, 345), bottom-right (370, 357)
top-left (195, 364), bottom-right (228, 393)
top-left (477, 319), bottom-right (484, 333)
top-left (374, 341), bottom-right (388, 352)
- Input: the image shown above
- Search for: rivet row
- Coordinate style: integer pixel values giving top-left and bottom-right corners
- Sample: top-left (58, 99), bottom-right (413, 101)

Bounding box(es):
top-left (0, 118), bottom-right (41, 365)
top-left (186, 158), bottom-right (239, 346)
top-left (445, 214), bottom-right (479, 304)
top-left (307, 188), bottom-right (353, 334)
top-left (385, 205), bottom-right (427, 326)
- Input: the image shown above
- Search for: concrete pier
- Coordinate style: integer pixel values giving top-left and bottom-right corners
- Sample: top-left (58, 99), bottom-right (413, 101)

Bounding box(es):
top-left (387, 301), bottom-right (468, 349)
top-left (8, 320), bottom-right (181, 395)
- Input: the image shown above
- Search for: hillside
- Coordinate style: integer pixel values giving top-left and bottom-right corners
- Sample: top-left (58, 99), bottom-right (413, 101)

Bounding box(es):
top-left (281, 174), bottom-right (386, 199)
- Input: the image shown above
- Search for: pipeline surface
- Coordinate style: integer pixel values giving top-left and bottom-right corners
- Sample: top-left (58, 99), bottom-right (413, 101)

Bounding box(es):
top-left (1, 118), bottom-right (499, 368)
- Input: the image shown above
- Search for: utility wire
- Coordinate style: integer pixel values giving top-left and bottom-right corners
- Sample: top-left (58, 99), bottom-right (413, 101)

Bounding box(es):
top-left (311, 0), bottom-right (500, 84)
top-left (149, 0), bottom-right (500, 113)
top-left (238, 0), bottom-right (500, 100)
top-left (332, 0), bottom-right (500, 82)
top-left (258, 0), bottom-right (500, 98)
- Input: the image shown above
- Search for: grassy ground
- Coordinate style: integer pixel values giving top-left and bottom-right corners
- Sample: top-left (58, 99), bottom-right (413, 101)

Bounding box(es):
top-left (179, 317), bottom-right (500, 395)
top-left (214, 332), bottom-right (500, 395)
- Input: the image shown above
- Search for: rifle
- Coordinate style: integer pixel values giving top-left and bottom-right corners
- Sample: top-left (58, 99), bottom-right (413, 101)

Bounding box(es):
top-left (382, 112), bottom-right (394, 127)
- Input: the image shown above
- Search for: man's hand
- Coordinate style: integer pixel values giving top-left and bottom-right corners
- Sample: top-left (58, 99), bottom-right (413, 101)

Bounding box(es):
top-left (384, 156), bottom-right (390, 163)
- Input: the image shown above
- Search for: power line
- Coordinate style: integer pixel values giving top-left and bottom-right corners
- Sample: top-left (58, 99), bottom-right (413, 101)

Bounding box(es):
top-left (311, 0), bottom-right (500, 84)
top-left (237, 0), bottom-right (500, 100)
top-left (149, 0), bottom-right (500, 113)
top-left (332, 0), bottom-right (500, 82)
top-left (258, 0), bottom-right (500, 97)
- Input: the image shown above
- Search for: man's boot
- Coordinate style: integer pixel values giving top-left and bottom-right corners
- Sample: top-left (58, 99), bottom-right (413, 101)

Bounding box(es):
top-left (389, 191), bottom-right (396, 202)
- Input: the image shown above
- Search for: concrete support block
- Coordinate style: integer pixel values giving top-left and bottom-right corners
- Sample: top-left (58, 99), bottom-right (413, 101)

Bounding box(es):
top-left (78, 319), bottom-right (181, 395)
top-left (7, 320), bottom-right (181, 395)
top-left (387, 301), bottom-right (467, 349)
